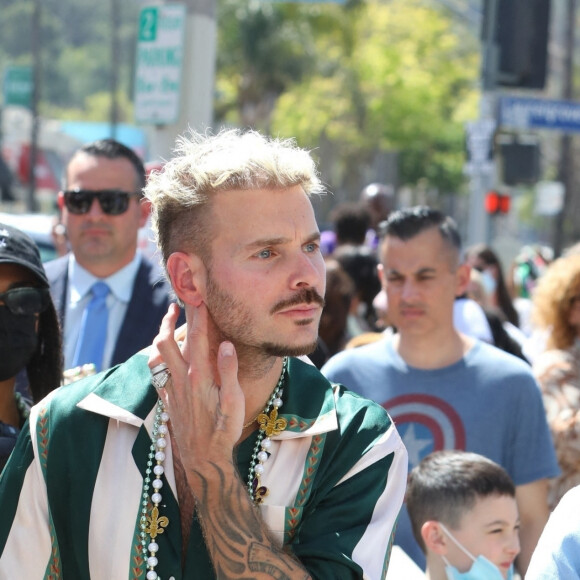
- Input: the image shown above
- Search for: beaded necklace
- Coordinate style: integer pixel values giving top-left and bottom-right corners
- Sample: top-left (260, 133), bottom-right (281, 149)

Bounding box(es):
top-left (246, 356), bottom-right (288, 504)
top-left (140, 399), bottom-right (169, 580)
top-left (140, 357), bottom-right (288, 578)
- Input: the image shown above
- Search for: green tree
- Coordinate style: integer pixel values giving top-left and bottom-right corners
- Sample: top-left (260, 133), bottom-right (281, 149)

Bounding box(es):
top-left (270, 0), bottom-right (480, 195)
top-left (216, 0), bottom-right (317, 132)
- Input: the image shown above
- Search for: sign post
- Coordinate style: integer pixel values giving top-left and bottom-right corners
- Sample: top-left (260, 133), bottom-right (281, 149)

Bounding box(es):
top-left (465, 93), bottom-right (498, 247)
top-left (134, 4), bottom-right (186, 125)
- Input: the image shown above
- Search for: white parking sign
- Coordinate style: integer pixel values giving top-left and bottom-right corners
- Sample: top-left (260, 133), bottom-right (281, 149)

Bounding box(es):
top-left (134, 4), bottom-right (186, 125)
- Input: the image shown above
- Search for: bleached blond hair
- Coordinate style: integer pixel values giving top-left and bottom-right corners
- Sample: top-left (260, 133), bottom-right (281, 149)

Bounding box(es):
top-left (144, 128), bottom-right (324, 268)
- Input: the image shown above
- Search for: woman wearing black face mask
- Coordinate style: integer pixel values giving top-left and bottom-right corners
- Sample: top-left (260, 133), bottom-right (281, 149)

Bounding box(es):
top-left (0, 223), bottom-right (62, 471)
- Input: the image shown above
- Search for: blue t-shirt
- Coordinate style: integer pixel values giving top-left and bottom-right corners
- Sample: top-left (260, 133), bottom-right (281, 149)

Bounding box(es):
top-left (322, 337), bottom-right (560, 569)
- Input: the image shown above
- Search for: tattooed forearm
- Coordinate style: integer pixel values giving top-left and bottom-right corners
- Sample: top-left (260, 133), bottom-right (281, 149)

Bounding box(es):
top-left (190, 461), bottom-right (311, 580)
top-left (248, 543), bottom-right (311, 580)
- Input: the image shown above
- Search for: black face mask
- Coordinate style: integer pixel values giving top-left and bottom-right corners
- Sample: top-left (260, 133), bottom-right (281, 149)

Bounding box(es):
top-left (0, 306), bottom-right (38, 381)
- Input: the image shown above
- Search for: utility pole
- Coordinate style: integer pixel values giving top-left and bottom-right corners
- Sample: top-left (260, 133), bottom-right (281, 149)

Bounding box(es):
top-left (465, 0), bottom-right (498, 246)
top-left (553, 0), bottom-right (576, 257)
top-left (148, 0), bottom-right (217, 160)
top-left (28, 0), bottom-right (41, 212)
top-left (110, 0), bottom-right (120, 140)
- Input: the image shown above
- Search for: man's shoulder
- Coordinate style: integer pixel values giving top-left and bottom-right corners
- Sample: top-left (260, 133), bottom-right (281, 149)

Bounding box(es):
top-left (291, 356), bottom-right (391, 425)
top-left (459, 341), bottom-right (542, 401)
top-left (43, 254), bottom-right (69, 281)
top-left (333, 381), bottom-right (393, 428)
top-left (130, 256), bottom-right (176, 311)
top-left (468, 340), bottom-right (534, 377)
top-left (135, 256), bottom-right (174, 299)
top-left (136, 255), bottom-right (167, 285)
top-left (320, 339), bottom-right (397, 404)
top-left (35, 352), bottom-right (153, 423)
top-left (322, 337), bottom-right (391, 373)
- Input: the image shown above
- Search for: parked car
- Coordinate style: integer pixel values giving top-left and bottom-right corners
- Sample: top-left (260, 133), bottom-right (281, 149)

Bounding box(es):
top-left (0, 211), bottom-right (59, 262)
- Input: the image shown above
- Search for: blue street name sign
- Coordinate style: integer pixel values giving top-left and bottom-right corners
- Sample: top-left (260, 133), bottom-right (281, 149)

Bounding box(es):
top-left (500, 96), bottom-right (580, 133)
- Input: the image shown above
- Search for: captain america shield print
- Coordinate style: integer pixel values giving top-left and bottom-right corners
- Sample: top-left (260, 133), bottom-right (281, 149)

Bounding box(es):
top-left (384, 394), bottom-right (466, 469)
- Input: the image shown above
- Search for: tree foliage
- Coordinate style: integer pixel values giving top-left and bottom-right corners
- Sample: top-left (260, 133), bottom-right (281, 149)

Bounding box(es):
top-left (0, 0), bottom-right (139, 115)
top-left (216, 0), bottom-right (317, 131)
top-left (266, 0), bottom-right (480, 194)
top-left (214, 0), bottom-right (480, 194)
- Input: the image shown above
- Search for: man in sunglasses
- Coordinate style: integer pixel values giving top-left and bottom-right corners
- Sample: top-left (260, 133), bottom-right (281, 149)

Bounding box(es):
top-left (45, 138), bottom-right (182, 372)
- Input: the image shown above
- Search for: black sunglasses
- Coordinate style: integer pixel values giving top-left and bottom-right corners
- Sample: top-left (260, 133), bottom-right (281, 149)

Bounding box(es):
top-left (0, 287), bottom-right (51, 316)
top-left (63, 189), bottom-right (141, 216)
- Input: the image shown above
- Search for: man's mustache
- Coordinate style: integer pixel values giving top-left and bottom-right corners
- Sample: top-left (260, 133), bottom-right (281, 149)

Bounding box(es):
top-left (80, 222), bottom-right (111, 232)
top-left (270, 288), bottom-right (326, 315)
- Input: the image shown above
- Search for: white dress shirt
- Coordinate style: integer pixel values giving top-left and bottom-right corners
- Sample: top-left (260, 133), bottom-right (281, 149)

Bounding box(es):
top-left (63, 252), bottom-right (143, 371)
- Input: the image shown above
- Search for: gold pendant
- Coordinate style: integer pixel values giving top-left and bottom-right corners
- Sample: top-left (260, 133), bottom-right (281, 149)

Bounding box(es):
top-left (145, 506), bottom-right (169, 539)
top-left (257, 407), bottom-right (287, 437)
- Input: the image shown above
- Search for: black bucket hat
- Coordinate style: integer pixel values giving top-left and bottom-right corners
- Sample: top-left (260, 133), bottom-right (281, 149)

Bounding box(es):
top-left (0, 223), bottom-right (49, 287)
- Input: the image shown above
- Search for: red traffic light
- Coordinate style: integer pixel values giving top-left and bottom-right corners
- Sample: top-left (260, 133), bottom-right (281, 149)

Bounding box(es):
top-left (485, 191), bottom-right (511, 214)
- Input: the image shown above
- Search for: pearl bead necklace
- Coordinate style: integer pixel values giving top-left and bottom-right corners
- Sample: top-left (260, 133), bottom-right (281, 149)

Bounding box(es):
top-left (140, 399), bottom-right (169, 580)
top-left (246, 356), bottom-right (288, 504)
top-left (140, 356), bottom-right (288, 577)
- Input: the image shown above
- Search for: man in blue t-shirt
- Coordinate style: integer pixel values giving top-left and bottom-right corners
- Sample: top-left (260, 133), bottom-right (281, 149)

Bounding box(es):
top-left (322, 206), bottom-right (559, 577)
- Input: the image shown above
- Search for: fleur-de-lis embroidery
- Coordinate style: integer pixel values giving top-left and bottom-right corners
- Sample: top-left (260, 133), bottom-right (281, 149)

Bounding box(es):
top-left (257, 407), bottom-right (287, 437)
top-left (144, 506), bottom-right (169, 539)
top-left (252, 475), bottom-right (269, 504)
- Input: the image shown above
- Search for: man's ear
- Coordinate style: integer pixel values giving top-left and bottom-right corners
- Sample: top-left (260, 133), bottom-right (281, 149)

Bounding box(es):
top-left (377, 263), bottom-right (386, 289)
top-left (138, 198), bottom-right (151, 228)
top-left (422, 521), bottom-right (450, 556)
top-left (455, 262), bottom-right (472, 297)
top-left (57, 191), bottom-right (65, 211)
top-left (166, 251), bottom-right (206, 307)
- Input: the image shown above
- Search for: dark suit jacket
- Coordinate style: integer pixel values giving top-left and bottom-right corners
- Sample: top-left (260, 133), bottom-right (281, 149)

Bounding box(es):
top-left (45, 254), bottom-right (184, 369)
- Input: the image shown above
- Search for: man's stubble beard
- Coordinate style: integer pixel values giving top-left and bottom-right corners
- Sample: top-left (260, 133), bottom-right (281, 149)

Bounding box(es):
top-left (205, 272), bottom-right (323, 359)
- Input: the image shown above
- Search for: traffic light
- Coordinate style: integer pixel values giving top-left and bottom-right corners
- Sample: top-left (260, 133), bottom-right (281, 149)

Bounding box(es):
top-left (499, 141), bottom-right (541, 186)
top-left (485, 191), bottom-right (511, 214)
top-left (483, 0), bottom-right (551, 89)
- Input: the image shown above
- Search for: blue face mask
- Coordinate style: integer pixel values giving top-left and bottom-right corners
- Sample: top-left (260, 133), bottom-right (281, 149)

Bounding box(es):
top-left (440, 523), bottom-right (514, 580)
top-left (479, 269), bottom-right (497, 296)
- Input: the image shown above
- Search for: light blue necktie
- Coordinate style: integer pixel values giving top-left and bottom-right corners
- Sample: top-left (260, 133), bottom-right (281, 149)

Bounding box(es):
top-left (72, 281), bottom-right (110, 372)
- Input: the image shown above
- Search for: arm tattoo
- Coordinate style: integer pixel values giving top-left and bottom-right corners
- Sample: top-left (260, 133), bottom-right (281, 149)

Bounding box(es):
top-left (192, 461), bottom-right (311, 579)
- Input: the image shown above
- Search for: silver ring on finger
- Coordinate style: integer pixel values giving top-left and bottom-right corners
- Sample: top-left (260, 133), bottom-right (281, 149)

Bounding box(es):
top-left (151, 362), bottom-right (169, 375)
top-left (151, 364), bottom-right (171, 390)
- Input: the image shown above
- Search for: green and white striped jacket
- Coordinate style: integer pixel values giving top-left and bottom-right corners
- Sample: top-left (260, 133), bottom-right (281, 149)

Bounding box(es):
top-left (0, 353), bottom-right (407, 579)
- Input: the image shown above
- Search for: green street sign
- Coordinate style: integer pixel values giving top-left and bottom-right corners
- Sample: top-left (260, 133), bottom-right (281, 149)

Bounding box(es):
top-left (138, 7), bottom-right (159, 42)
top-left (134, 4), bottom-right (186, 125)
top-left (3, 66), bottom-right (33, 108)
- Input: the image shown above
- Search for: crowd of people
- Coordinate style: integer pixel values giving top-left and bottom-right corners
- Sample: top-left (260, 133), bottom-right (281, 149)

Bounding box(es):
top-left (0, 129), bottom-right (579, 579)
